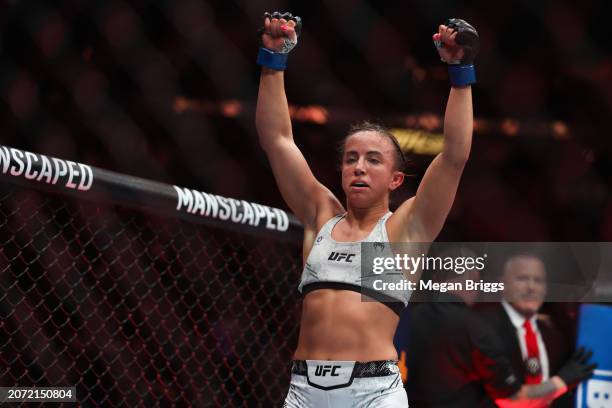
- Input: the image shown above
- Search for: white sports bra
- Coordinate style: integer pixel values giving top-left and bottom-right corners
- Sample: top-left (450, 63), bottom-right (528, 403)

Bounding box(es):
top-left (298, 212), bottom-right (411, 315)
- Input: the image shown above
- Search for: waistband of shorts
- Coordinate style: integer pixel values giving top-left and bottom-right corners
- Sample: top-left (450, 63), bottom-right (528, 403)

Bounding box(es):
top-left (291, 360), bottom-right (398, 378)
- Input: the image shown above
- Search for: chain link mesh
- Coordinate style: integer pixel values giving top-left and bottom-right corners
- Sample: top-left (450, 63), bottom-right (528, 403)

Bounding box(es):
top-left (0, 185), bottom-right (302, 407)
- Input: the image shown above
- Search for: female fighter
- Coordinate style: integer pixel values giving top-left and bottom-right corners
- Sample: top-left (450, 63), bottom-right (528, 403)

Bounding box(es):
top-left (255, 12), bottom-right (479, 407)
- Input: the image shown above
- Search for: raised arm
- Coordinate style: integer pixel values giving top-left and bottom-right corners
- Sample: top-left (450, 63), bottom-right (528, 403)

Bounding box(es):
top-left (391, 19), bottom-right (479, 242)
top-left (256, 13), bottom-right (342, 227)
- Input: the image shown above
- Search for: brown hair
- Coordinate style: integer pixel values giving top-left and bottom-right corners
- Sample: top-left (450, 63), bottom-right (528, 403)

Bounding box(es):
top-left (339, 121), bottom-right (407, 173)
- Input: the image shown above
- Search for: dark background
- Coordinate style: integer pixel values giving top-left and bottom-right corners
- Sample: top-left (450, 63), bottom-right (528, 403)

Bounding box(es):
top-left (1, 0), bottom-right (611, 240)
top-left (1, 1), bottom-right (611, 405)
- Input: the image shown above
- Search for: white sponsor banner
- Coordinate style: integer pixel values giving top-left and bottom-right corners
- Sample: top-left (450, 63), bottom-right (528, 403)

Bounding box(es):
top-left (173, 186), bottom-right (289, 232)
top-left (0, 146), bottom-right (93, 191)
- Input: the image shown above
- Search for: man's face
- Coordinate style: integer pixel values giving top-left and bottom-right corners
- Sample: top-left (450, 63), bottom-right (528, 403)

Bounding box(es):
top-left (502, 256), bottom-right (547, 318)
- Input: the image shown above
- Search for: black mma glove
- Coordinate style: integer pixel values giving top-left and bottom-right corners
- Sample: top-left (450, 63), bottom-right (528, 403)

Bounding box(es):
top-left (434, 18), bottom-right (480, 86)
top-left (256, 11), bottom-right (302, 71)
top-left (556, 347), bottom-right (597, 387)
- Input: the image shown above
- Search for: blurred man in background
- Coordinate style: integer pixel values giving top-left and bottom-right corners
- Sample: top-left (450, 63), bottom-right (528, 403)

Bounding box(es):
top-left (404, 249), bottom-right (596, 407)
top-left (478, 253), bottom-right (593, 407)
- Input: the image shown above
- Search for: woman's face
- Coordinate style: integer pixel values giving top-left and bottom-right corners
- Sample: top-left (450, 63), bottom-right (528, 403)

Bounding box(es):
top-left (341, 131), bottom-right (404, 208)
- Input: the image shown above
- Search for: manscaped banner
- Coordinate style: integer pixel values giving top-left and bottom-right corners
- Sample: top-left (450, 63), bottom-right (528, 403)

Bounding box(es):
top-left (0, 146), bottom-right (93, 191)
top-left (0, 145), bottom-right (302, 241)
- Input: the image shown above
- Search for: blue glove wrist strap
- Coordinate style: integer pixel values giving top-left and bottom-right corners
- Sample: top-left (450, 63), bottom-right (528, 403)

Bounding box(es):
top-left (257, 47), bottom-right (288, 71)
top-left (448, 64), bottom-right (476, 87)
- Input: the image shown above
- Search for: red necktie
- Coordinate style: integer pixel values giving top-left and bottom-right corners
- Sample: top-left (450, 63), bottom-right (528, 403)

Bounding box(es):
top-left (523, 320), bottom-right (543, 384)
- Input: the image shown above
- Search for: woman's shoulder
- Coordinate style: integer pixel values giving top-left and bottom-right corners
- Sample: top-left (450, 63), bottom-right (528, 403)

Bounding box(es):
top-left (314, 210), bottom-right (345, 234)
top-left (311, 196), bottom-right (345, 232)
top-left (386, 197), bottom-right (416, 242)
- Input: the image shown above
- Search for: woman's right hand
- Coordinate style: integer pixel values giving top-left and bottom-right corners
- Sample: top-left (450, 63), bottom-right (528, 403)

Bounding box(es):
top-left (261, 12), bottom-right (300, 54)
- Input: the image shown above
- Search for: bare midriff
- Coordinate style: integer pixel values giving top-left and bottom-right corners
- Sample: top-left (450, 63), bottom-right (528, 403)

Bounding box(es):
top-left (293, 288), bottom-right (400, 361)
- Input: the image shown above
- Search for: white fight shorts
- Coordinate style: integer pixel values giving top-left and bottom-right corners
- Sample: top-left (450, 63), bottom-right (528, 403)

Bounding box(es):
top-left (283, 360), bottom-right (408, 407)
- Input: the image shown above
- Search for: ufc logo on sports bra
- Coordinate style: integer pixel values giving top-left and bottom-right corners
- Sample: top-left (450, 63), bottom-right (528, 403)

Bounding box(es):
top-left (315, 365), bottom-right (341, 376)
top-left (328, 252), bottom-right (355, 262)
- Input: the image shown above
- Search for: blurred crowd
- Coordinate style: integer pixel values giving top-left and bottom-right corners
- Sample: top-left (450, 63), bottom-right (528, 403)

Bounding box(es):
top-left (1, 2), bottom-right (611, 405)
top-left (0, 0), bottom-right (610, 237)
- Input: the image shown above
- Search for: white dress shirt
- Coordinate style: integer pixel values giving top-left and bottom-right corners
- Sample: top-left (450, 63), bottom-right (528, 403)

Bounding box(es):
top-left (501, 300), bottom-right (550, 380)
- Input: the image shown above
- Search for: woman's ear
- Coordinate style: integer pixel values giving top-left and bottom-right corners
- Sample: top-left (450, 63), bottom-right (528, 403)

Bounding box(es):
top-left (389, 171), bottom-right (405, 191)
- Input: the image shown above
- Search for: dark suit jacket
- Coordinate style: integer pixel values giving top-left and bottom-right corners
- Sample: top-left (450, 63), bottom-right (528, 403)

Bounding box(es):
top-left (405, 297), bottom-right (522, 408)
top-left (477, 303), bottom-right (573, 407)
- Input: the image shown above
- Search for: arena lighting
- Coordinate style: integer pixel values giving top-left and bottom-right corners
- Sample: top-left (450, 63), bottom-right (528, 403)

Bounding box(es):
top-left (173, 96), bottom-right (328, 124)
top-left (391, 129), bottom-right (444, 155)
top-left (173, 97), bottom-right (572, 146)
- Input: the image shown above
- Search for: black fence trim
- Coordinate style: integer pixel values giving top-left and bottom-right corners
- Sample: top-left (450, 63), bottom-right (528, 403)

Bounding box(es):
top-left (0, 145), bottom-right (303, 242)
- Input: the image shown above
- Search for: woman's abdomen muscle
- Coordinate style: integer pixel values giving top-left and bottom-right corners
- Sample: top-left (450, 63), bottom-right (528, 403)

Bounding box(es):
top-left (293, 289), bottom-right (400, 361)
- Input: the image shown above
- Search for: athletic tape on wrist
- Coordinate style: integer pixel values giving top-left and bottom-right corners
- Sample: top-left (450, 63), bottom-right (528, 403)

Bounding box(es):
top-left (257, 47), bottom-right (288, 71)
top-left (448, 64), bottom-right (476, 87)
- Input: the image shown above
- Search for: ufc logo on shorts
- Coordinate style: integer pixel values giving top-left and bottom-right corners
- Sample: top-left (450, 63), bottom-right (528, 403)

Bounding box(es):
top-left (314, 365), bottom-right (341, 377)
top-left (328, 252), bottom-right (355, 262)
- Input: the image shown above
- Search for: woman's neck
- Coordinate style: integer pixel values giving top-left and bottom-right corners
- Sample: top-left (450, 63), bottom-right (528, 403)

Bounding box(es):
top-left (344, 201), bottom-right (389, 228)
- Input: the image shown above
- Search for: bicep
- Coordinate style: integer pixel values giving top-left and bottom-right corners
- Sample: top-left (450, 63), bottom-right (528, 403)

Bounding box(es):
top-left (264, 138), bottom-right (341, 225)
